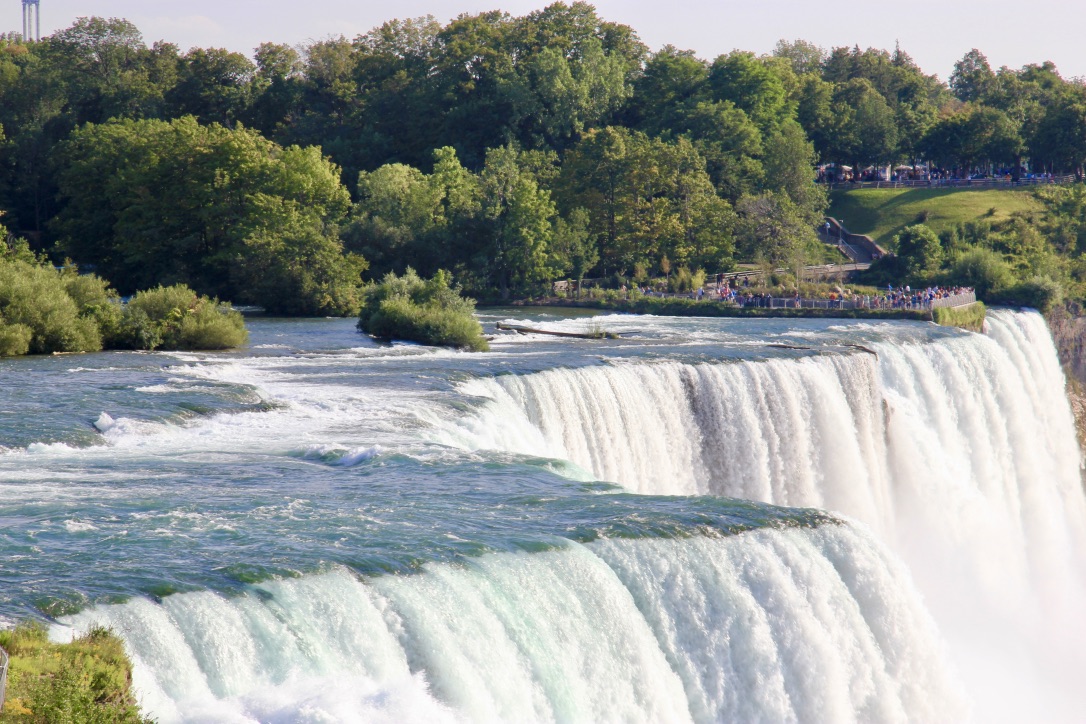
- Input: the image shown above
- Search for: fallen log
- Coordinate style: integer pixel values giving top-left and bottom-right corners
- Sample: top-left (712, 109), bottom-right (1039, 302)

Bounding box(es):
top-left (496, 322), bottom-right (620, 339)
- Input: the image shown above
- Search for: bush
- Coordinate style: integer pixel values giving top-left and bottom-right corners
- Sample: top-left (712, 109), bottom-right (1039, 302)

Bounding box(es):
top-left (993, 275), bottom-right (1065, 312)
top-left (942, 248), bottom-right (1015, 298)
top-left (358, 269), bottom-right (488, 351)
top-left (0, 621), bottom-right (148, 723)
top-left (0, 260), bottom-right (102, 354)
top-left (0, 321), bottom-right (33, 356)
top-left (111, 285), bottom-right (248, 351)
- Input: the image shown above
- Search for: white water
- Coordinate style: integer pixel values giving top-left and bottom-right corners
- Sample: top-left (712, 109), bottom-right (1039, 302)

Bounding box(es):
top-left (61, 525), bottom-right (964, 723)
top-left (458, 310), bottom-right (1086, 720)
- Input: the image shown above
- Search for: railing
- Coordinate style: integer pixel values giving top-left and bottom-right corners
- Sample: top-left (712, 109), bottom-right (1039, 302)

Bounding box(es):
top-left (822, 175), bottom-right (1076, 190)
top-left (660, 291), bottom-right (977, 311)
top-left (1, 645), bottom-right (9, 711)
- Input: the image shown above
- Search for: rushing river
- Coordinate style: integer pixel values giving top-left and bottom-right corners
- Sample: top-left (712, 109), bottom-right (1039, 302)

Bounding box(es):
top-left (2, 308), bottom-right (1085, 722)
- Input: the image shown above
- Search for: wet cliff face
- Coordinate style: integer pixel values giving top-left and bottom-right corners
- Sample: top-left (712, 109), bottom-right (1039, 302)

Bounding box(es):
top-left (1046, 307), bottom-right (1086, 452)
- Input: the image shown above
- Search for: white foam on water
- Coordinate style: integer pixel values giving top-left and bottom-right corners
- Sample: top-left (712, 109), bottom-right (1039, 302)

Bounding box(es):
top-left (451, 309), bottom-right (1086, 721)
top-left (58, 526), bottom-right (963, 723)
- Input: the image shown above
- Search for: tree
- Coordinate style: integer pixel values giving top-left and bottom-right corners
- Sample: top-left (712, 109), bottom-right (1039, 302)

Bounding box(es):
top-left (53, 116), bottom-right (364, 315)
top-left (772, 39), bottom-right (826, 76)
top-left (167, 47), bottom-right (255, 126)
top-left (478, 146), bottom-right (557, 297)
top-left (829, 78), bottom-right (899, 170)
top-left (708, 51), bottom-right (790, 131)
top-left (761, 118), bottom-right (827, 218)
top-left (626, 45), bottom-right (708, 133)
top-left (549, 207), bottom-right (598, 292)
top-left (734, 191), bottom-right (818, 275)
top-left (1031, 98), bottom-right (1086, 178)
top-left (893, 224), bottom-right (942, 279)
top-left (950, 49), bottom-right (995, 103)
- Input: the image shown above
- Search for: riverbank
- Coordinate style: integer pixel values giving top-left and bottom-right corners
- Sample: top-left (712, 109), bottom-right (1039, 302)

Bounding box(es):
top-left (513, 296), bottom-right (987, 330)
top-left (0, 623), bottom-right (146, 722)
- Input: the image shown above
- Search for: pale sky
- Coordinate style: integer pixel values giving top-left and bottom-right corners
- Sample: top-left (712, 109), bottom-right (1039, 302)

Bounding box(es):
top-left (4, 0), bottom-right (1086, 81)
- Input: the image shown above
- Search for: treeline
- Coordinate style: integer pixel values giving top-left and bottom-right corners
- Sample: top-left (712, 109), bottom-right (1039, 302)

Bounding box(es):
top-left (1, 4), bottom-right (1086, 304)
top-left (0, 220), bottom-right (246, 356)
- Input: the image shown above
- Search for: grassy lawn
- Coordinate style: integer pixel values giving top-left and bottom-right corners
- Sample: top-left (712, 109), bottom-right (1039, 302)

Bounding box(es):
top-left (828, 187), bottom-right (1043, 248)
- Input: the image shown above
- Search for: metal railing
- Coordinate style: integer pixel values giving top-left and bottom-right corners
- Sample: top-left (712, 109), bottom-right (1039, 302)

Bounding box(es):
top-left (822, 175), bottom-right (1076, 190)
top-left (1, 645), bottom-right (9, 711)
top-left (663, 290), bottom-right (977, 311)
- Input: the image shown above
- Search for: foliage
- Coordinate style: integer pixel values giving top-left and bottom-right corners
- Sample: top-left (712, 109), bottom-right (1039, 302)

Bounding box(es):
top-left (0, 259), bottom-right (102, 355)
top-left (358, 269), bottom-right (488, 351)
top-left (111, 284), bottom-right (248, 351)
top-left (53, 117), bottom-right (361, 315)
top-left (3, 10), bottom-right (1086, 311)
top-left (941, 247), bottom-right (1015, 297)
top-left (893, 224), bottom-right (943, 279)
top-left (0, 230), bottom-right (246, 356)
top-left (0, 621), bottom-right (149, 723)
top-left (932, 301), bottom-right (987, 332)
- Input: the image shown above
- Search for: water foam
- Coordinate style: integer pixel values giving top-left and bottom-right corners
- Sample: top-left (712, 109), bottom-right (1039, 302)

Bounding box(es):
top-left (59, 525), bottom-right (964, 723)
top-left (453, 310), bottom-right (1086, 720)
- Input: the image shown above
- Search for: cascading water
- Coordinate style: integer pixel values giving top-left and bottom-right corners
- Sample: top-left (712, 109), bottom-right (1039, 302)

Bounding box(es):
top-left (6, 308), bottom-right (1082, 722)
top-left (60, 525), bottom-right (965, 723)
top-left (456, 309), bottom-right (1086, 720)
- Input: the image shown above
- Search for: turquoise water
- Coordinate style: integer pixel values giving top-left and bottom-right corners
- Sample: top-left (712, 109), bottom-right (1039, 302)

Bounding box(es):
top-left (2, 309), bottom-right (1085, 721)
top-left (2, 311), bottom-right (900, 620)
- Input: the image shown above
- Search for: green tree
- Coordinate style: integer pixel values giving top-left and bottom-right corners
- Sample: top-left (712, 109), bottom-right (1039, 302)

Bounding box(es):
top-left (949, 49), bottom-right (995, 103)
top-left (708, 51), bottom-right (790, 131)
top-left (478, 146), bottom-right (557, 297)
top-left (893, 224), bottom-right (942, 279)
top-left (549, 207), bottom-right (598, 293)
top-left (734, 191), bottom-right (818, 274)
top-left (53, 116), bottom-right (363, 314)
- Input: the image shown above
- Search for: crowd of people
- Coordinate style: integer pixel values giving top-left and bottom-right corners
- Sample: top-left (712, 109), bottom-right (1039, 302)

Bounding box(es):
top-left (631, 280), bottom-right (975, 312)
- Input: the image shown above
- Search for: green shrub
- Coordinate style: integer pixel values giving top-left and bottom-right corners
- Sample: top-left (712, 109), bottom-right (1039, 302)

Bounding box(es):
top-left (0, 621), bottom-right (149, 723)
top-left (0, 322), bottom-right (32, 356)
top-left (994, 275), bottom-right (1064, 312)
top-left (0, 260), bottom-right (102, 354)
top-left (113, 285), bottom-right (248, 351)
top-left (942, 247), bottom-right (1015, 298)
top-left (359, 269), bottom-right (488, 351)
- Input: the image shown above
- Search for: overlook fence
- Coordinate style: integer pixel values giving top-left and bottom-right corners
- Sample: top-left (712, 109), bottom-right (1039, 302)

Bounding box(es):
top-left (822, 174), bottom-right (1076, 190)
top-left (633, 290), bottom-right (977, 311)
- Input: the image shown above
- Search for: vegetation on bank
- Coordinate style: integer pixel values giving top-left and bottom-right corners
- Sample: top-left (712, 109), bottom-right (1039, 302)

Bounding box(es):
top-left (1, 11), bottom-right (1086, 310)
top-left (856, 185), bottom-right (1082, 312)
top-left (0, 227), bottom-right (247, 357)
top-left (828, 188), bottom-right (1043, 246)
top-left (0, 622), bottom-right (148, 723)
top-left (932, 302), bottom-right (987, 331)
top-left (358, 269), bottom-right (489, 351)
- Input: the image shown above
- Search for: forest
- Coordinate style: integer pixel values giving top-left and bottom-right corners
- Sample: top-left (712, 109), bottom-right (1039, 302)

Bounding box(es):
top-left (3, 3), bottom-right (1086, 309)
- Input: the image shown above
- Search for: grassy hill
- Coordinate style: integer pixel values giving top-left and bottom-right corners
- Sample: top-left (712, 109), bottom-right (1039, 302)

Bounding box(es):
top-left (828, 187), bottom-right (1043, 248)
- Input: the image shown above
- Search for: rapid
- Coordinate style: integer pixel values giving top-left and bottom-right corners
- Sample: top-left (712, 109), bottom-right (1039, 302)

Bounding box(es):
top-left (1, 308), bottom-right (1083, 722)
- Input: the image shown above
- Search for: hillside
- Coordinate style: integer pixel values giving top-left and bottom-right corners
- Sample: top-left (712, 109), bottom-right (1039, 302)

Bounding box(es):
top-left (828, 188), bottom-right (1044, 248)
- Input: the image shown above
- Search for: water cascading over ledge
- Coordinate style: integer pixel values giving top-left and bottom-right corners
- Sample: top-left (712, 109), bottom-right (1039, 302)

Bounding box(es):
top-left (61, 525), bottom-right (966, 723)
top-left (458, 309), bottom-right (1086, 720)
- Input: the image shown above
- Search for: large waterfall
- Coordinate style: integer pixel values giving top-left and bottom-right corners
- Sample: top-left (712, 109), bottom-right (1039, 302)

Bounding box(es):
top-left (456, 310), bottom-right (1086, 720)
top-left (62, 525), bottom-right (965, 723)
top-left (29, 308), bottom-right (1086, 722)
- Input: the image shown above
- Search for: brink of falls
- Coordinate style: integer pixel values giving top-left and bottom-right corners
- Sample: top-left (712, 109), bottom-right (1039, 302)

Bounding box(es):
top-left (2, 308), bottom-right (1083, 721)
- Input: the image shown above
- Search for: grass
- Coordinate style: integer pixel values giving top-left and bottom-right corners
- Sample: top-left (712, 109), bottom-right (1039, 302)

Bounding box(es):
top-left (828, 188), bottom-right (1043, 247)
top-left (932, 302), bottom-right (987, 332)
top-left (0, 621), bottom-right (148, 723)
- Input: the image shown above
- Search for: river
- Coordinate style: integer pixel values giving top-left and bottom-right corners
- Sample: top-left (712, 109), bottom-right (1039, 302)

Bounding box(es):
top-left (1, 308), bottom-right (1084, 722)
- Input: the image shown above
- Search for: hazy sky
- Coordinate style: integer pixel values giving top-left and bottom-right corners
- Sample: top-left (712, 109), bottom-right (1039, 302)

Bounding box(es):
top-left (4, 0), bottom-right (1085, 81)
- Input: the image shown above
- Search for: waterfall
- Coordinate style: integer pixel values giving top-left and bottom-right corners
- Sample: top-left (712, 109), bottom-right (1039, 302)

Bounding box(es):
top-left (457, 309), bottom-right (1086, 720)
top-left (61, 525), bottom-right (965, 723)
